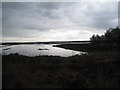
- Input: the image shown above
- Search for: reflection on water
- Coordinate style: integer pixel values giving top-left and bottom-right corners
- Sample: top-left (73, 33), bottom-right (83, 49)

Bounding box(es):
top-left (1, 44), bottom-right (87, 57)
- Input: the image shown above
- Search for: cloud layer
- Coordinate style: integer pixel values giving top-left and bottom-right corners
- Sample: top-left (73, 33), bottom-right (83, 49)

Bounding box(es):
top-left (2, 2), bottom-right (118, 42)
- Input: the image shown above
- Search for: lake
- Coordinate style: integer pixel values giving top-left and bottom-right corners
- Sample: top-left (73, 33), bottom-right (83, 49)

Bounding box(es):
top-left (1, 44), bottom-right (87, 57)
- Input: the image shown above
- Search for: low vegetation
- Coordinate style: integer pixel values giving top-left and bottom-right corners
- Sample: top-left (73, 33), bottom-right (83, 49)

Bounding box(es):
top-left (3, 52), bottom-right (119, 88)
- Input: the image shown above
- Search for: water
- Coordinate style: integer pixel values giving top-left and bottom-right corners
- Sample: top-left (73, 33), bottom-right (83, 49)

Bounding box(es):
top-left (1, 44), bottom-right (87, 57)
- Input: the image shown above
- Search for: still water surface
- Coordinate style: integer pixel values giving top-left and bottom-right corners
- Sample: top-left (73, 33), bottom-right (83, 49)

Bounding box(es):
top-left (1, 44), bottom-right (86, 57)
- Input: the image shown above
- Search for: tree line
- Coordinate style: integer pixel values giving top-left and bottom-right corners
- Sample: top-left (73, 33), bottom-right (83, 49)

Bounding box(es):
top-left (90, 27), bottom-right (120, 45)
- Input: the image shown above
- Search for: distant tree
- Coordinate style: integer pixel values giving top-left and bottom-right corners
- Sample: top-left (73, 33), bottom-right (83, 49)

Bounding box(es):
top-left (90, 34), bottom-right (96, 41)
top-left (90, 34), bottom-right (102, 42)
top-left (90, 26), bottom-right (120, 45)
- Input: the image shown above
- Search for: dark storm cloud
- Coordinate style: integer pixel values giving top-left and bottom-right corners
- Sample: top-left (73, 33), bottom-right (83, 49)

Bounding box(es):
top-left (84, 2), bottom-right (118, 29)
top-left (2, 2), bottom-right (62, 35)
top-left (36, 2), bottom-right (61, 9)
top-left (2, 2), bottom-right (118, 41)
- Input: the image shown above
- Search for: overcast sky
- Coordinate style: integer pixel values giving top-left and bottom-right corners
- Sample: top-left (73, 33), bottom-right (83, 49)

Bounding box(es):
top-left (2, 2), bottom-right (118, 42)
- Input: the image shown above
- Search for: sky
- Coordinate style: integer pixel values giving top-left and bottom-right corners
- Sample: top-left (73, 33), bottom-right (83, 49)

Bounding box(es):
top-left (2, 1), bottom-right (118, 42)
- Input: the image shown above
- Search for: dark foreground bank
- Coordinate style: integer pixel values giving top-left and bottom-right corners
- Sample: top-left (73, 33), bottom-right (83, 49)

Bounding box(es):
top-left (3, 48), bottom-right (120, 88)
top-left (54, 43), bottom-right (118, 52)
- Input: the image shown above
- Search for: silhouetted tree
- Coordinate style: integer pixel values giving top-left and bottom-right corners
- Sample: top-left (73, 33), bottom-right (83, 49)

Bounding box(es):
top-left (90, 26), bottom-right (120, 45)
top-left (90, 34), bottom-right (96, 41)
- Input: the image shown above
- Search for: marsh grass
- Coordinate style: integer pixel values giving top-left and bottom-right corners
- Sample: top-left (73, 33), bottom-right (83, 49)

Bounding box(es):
top-left (3, 47), bottom-right (120, 88)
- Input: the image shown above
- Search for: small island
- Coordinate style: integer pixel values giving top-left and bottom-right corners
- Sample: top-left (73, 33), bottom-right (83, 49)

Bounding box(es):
top-left (38, 48), bottom-right (49, 50)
